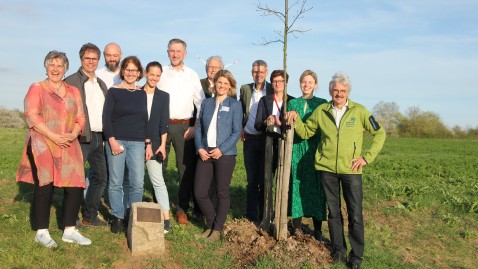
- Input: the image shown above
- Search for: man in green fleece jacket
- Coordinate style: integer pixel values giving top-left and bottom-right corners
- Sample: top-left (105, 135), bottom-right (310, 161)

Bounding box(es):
top-left (287, 72), bottom-right (385, 269)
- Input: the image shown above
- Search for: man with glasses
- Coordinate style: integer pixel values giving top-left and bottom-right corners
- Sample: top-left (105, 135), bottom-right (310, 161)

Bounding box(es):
top-left (157, 38), bottom-right (205, 225)
top-left (96, 42), bottom-right (122, 89)
top-left (65, 43), bottom-right (109, 227)
top-left (287, 72), bottom-right (386, 269)
top-left (239, 60), bottom-right (273, 222)
top-left (200, 56), bottom-right (223, 98)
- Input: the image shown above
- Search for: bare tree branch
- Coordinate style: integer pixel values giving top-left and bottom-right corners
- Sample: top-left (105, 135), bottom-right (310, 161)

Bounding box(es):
top-left (287, 0), bottom-right (312, 33)
top-left (257, 2), bottom-right (285, 23)
top-left (254, 0), bottom-right (312, 47)
top-left (252, 37), bottom-right (284, 46)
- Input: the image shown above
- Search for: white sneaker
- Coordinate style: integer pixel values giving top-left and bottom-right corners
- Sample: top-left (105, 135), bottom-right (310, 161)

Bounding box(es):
top-left (62, 229), bottom-right (92, 245)
top-left (35, 233), bottom-right (57, 248)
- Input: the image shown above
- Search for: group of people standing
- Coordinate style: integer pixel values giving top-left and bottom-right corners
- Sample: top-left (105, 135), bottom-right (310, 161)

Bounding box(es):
top-left (16, 37), bottom-right (385, 269)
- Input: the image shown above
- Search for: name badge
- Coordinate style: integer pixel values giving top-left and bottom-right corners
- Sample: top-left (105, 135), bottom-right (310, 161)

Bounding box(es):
top-left (221, 106), bottom-right (230, 112)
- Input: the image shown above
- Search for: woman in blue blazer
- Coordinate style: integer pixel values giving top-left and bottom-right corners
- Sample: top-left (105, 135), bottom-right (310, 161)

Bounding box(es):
top-left (194, 70), bottom-right (243, 241)
top-left (142, 61), bottom-right (171, 232)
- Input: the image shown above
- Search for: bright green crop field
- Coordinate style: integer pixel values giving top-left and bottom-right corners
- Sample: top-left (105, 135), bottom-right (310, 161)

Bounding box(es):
top-left (0, 128), bottom-right (477, 268)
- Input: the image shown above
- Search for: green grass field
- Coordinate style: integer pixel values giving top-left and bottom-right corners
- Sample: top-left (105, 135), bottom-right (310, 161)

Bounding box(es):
top-left (0, 128), bottom-right (477, 268)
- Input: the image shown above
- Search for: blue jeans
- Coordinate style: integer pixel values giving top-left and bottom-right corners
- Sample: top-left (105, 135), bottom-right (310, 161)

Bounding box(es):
top-left (80, 132), bottom-right (107, 221)
top-left (243, 135), bottom-right (266, 222)
top-left (320, 171), bottom-right (364, 263)
top-left (146, 159), bottom-right (170, 211)
top-left (106, 140), bottom-right (145, 219)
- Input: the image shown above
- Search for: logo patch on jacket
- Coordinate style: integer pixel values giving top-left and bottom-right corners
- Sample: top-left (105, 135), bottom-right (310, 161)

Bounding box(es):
top-left (345, 117), bottom-right (356, 127)
top-left (369, 116), bottom-right (381, 131)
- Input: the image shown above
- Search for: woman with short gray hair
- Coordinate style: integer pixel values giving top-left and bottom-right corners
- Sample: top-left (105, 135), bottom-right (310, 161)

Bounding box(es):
top-left (17, 50), bottom-right (92, 248)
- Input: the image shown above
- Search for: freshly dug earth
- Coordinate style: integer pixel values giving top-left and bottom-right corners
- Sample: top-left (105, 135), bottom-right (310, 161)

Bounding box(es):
top-left (223, 219), bottom-right (332, 268)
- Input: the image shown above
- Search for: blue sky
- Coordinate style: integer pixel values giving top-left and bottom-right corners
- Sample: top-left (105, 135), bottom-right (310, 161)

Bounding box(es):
top-left (1, 0), bottom-right (477, 127)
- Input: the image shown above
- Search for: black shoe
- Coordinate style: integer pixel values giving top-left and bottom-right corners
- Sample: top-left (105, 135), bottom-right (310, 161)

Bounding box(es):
top-left (332, 252), bottom-right (347, 265)
top-left (111, 217), bottom-right (123, 234)
top-left (348, 260), bottom-right (362, 269)
top-left (314, 230), bottom-right (324, 242)
top-left (164, 219), bottom-right (171, 234)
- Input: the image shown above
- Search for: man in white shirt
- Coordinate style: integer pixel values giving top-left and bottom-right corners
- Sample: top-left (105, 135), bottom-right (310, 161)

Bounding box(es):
top-left (65, 43), bottom-right (109, 226)
top-left (239, 60), bottom-right (273, 222)
top-left (95, 42), bottom-right (122, 88)
top-left (157, 38), bottom-right (205, 225)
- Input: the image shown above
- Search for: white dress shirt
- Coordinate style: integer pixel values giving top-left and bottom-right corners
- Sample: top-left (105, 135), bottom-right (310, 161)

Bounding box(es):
top-left (84, 77), bottom-right (105, 132)
top-left (157, 65), bottom-right (205, 120)
top-left (332, 100), bottom-right (349, 128)
top-left (244, 84), bottom-right (267, 135)
top-left (207, 102), bottom-right (221, 147)
top-left (146, 92), bottom-right (154, 120)
top-left (272, 99), bottom-right (283, 134)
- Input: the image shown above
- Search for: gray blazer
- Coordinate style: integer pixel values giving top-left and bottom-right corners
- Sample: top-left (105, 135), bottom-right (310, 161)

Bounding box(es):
top-left (239, 82), bottom-right (273, 127)
top-left (65, 68), bottom-right (109, 143)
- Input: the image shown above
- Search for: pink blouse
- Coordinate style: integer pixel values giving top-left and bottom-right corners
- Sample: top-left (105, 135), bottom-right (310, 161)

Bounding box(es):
top-left (16, 81), bottom-right (86, 188)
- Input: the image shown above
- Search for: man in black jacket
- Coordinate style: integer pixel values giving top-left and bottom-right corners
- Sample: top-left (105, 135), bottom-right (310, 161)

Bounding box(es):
top-left (65, 43), bottom-right (109, 226)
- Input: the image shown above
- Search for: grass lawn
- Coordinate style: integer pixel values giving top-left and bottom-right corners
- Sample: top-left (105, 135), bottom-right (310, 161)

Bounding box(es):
top-left (0, 128), bottom-right (477, 268)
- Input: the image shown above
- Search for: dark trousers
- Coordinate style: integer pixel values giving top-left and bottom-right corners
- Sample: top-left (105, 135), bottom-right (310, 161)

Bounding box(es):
top-left (243, 135), bottom-right (266, 222)
top-left (80, 132), bottom-right (107, 221)
top-left (320, 171), bottom-right (364, 262)
top-left (162, 123), bottom-right (199, 213)
top-left (194, 155), bottom-right (235, 231)
top-left (27, 145), bottom-right (83, 229)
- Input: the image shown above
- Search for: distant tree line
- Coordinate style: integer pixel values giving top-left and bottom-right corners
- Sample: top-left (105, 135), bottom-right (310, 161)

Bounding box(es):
top-left (1, 104), bottom-right (477, 139)
top-left (373, 101), bottom-right (478, 139)
top-left (0, 107), bottom-right (26, 129)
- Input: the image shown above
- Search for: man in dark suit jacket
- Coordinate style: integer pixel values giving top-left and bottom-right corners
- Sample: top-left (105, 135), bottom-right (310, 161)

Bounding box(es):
top-left (239, 60), bottom-right (273, 222)
top-left (64, 43), bottom-right (109, 227)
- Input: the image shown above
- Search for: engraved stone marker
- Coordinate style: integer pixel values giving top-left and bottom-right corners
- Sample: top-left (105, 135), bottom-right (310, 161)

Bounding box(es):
top-left (127, 202), bottom-right (165, 255)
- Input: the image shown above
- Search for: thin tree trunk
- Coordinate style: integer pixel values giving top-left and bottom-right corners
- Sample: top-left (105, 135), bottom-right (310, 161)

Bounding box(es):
top-left (273, 123), bottom-right (294, 240)
top-left (260, 126), bottom-right (275, 232)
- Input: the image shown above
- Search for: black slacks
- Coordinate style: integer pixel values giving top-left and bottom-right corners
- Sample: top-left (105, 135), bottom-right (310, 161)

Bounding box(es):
top-left (320, 171), bottom-right (364, 263)
top-left (27, 145), bottom-right (83, 229)
top-left (194, 154), bottom-right (235, 231)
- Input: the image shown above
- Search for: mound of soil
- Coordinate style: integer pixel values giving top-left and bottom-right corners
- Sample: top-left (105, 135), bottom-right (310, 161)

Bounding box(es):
top-left (223, 219), bottom-right (331, 268)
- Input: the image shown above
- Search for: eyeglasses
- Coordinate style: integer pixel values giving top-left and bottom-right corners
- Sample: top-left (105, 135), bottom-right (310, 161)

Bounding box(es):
top-left (272, 80), bottom-right (285, 85)
top-left (207, 66), bottom-right (221, 70)
top-left (332, 89), bottom-right (348, 94)
top-left (83, 57), bottom-right (99, 62)
top-left (124, 69), bottom-right (139, 73)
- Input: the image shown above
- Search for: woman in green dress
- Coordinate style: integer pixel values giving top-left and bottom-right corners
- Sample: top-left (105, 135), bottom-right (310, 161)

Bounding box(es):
top-left (287, 70), bottom-right (327, 240)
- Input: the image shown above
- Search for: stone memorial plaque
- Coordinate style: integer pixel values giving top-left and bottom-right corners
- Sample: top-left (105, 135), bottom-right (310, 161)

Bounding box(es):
top-left (137, 207), bottom-right (162, 223)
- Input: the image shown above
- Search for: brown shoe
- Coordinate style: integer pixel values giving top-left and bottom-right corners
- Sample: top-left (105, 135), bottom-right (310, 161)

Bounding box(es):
top-left (206, 230), bottom-right (221, 242)
top-left (82, 216), bottom-right (108, 227)
top-left (176, 211), bottom-right (188, 225)
top-left (194, 229), bottom-right (212, 240)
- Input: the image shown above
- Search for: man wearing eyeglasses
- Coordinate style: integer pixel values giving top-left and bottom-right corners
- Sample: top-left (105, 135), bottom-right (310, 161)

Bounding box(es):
top-left (96, 42), bottom-right (123, 89)
top-left (157, 38), bottom-right (205, 225)
top-left (65, 43), bottom-right (109, 227)
top-left (200, 56), bottom-right (223, 98)
top-left (239, 60), bottom-right (273, 222)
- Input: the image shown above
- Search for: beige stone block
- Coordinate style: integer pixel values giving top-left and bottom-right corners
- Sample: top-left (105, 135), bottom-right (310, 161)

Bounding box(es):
top-left (127, 202), bottom-right (165, 256)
